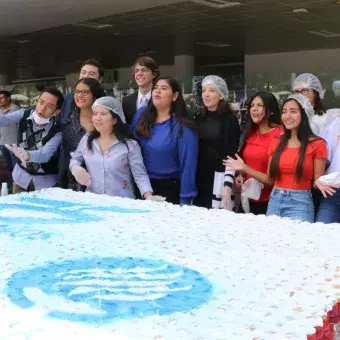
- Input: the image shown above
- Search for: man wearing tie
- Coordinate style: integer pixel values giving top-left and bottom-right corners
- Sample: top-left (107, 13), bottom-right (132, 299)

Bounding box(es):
top-left (122, 56), bottom-right (160, 125)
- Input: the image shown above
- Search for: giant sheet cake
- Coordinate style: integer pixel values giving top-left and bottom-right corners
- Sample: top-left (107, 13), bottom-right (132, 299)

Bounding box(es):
top-left (1, 188), bottom-right (340, 339)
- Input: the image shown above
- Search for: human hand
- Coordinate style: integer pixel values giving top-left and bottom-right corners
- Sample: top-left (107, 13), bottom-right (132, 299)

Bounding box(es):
top-left (223, 154), bottom-right (246, 172)
top-left (5, 144), bottom-right (29, 165)
top-left (314, 178), bottom-right (338, 198)
top-left (71, 165), bottom-right (91, 186)
top-left (223, 154), bottom-right (246, 171)
top-left (145, 194), bottom-right (166, 202)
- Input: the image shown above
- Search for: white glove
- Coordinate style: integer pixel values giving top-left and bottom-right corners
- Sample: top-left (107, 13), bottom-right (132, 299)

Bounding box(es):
top-left (221, 186), bottom-right (233, 211)
top-left (241, 178), bottom-right (264, 213)
top-left (146, 195), bottom-right (166, 202)
top-left (242, 178), bottom-right (263, 200)
top-left (5, 144), bottom-right (29, 166)
top-left (71, 165), bottom-right (91, 186)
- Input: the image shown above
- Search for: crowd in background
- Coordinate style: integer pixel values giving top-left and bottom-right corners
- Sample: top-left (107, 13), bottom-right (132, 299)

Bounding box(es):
top-left (0, 56), bottom-right (340, 224)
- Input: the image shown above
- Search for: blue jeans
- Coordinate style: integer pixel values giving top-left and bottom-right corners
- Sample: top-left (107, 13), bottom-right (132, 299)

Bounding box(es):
top-left (0, 145), bottom-right (16, 181)
top-left (316, 188), bottom-right (340, 224)
top-left (267, 188), bottom-right (314, 223)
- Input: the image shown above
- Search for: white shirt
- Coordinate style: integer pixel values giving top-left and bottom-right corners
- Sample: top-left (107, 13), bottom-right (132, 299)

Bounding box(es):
top-left (136, 90), bottom-right (151, 110)
top-left (312, 114), bottom-right (327, 136)
top-left (321, 117), bottom-right (340, 174)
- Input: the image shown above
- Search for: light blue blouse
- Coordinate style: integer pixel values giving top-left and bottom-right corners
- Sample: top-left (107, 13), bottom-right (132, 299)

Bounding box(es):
top-left (70, 134), bottom-right (153, 198)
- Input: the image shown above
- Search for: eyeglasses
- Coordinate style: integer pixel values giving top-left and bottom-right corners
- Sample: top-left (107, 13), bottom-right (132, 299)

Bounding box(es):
top-left (133, 67), bottom-right (150, 74)
top-left (74, 89), bottom-right (91, 96)
top-left (294, 88), bottom-right (312, 95)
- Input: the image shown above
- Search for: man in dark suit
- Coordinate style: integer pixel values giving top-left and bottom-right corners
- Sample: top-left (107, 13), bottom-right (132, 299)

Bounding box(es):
top-left (61, 59), bottom-right (104, 123)
top-left (122, 56), bottom-right (160, 125)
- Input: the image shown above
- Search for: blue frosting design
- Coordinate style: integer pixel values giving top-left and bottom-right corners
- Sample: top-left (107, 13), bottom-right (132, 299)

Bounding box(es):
top-left (0, 197), bottom-right (149, 240)
top-left (7, 257), bottom-right (213, 324)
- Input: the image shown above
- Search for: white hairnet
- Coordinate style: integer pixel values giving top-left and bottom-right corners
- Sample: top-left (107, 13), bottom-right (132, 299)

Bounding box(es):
top-left (92, 96), bottom-right (126, 124)
top-left (293, 73), bottom-right (322, 94)
top-left (287, 94), bottom-right (319, 135)
top-left (202, 75), bottom-right (229, 100)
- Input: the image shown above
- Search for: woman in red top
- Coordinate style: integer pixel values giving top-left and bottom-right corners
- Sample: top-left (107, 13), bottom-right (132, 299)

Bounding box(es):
top-left (225, 94), bottom-right (335, 223)
top-left (236, 92), bottom-right (282, 215)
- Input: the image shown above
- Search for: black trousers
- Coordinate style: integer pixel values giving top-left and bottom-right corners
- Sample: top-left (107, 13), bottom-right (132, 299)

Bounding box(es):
top-left (312, 188), bottom-right (321, 217)
top-left (150, 178), bottom-right (180, 205)
top-left (195, 170), bottom-right (215, 209)
top-left (194, 193), bottom-right (212, 209)
top-left (249, 201), bottom-right (268, 215)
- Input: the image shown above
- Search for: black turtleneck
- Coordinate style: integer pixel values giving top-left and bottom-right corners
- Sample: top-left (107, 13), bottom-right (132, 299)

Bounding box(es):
top-left (195, 110), bottom-right (240, 207)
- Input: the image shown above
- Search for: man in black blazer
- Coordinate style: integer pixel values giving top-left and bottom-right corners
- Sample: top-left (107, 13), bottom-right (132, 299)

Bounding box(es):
top-left (122, 56), bottom-right (160, 125)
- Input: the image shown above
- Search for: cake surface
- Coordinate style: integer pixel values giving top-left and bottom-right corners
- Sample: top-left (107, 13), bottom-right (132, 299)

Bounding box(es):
top-left (1, 188), bottom-right (340, 339)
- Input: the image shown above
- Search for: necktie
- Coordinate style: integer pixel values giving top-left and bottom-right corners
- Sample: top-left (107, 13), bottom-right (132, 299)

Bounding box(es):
top-left (140, 96), bottom-right (147, 106)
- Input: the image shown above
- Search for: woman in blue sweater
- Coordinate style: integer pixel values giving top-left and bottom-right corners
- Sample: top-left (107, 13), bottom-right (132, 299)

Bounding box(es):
top-left (131, 77), bottom-right (198, 205)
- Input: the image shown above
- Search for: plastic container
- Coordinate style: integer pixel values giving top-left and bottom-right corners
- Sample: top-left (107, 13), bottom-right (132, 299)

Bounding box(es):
top-left (1, 182), bottom-right (8, 196)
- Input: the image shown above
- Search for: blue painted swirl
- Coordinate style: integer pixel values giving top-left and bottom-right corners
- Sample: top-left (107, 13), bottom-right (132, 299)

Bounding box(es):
top-left (0, 197), bottom-right (149, 240)
top-left (7, 257), bottom-right (213, 324)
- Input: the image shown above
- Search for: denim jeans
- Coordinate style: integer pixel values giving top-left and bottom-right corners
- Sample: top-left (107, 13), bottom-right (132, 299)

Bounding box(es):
top-left (316, 188), bottom-right (340, 224)
top-left (267, 188), bottom-right (314, 223)
top-left (0, 145), bottom-right (17, 181)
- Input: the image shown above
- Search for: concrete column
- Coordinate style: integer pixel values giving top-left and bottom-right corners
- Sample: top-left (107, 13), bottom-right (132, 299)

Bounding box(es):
top-left (174, 34), bottom-right (195, 77)
top-left (174, 55), bottom-right (195, 78)
top-left (290, 72), bottom-right (296, 90)
top-left (174, 34), bottom-right (195, 93)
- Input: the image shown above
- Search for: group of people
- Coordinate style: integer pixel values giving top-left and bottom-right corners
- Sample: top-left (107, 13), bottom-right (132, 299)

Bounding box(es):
top-left (225, 73), bottom-right (340, 224)
top-left (0, 57), bottom-right (340, 224)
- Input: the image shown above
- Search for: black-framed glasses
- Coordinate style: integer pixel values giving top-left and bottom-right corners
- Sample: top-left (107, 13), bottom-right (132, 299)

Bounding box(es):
top-left (74, 89), bottom-right (91, 96)
top-left (294, 88), bottom-right (312, 95)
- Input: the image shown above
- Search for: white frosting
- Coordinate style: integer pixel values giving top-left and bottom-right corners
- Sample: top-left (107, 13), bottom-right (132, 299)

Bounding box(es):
top-left (1, 188), bottom-right (340, 339)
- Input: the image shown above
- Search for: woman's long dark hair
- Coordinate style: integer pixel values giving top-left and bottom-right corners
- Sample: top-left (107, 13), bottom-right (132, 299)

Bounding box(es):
top-left (72, 77), bottom-right (105, 110)
top-left (269, 98), bottom-right (318, 181)
top-left (87, 112), bottom-right (131, 151)
top-left (239, 92), bottom-right (281, 155)
top-left (313, 90), bottom-right (324, 115)
top-left (136, 77), bottom-right (193, 138)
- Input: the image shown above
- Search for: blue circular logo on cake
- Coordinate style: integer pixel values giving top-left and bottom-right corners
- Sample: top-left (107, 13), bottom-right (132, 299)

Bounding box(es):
top-left (7, 257), bottom-right (213, 324)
